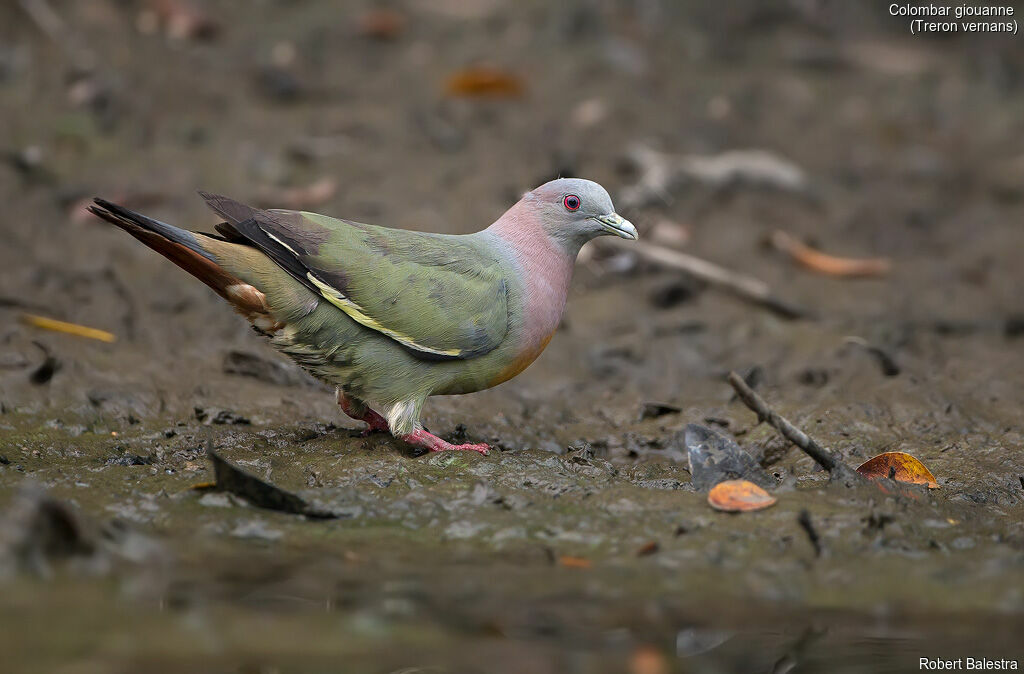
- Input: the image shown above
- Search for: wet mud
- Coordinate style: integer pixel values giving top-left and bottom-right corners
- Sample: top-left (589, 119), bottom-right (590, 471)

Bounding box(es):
top-left (1, 1), bottom-right (1023, 671)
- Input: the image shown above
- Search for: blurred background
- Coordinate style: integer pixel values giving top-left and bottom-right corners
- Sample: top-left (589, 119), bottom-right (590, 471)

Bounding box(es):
top-left (1, 1), bottom-right (1023, 672)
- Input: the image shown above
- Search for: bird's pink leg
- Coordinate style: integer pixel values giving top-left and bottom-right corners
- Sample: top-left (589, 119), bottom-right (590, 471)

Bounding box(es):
top-left (400, 429), bottom-right (490, 455)
top-left (336, 391), bottom-right (389, 435)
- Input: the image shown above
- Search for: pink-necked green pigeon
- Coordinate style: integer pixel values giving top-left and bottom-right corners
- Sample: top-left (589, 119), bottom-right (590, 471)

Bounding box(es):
top-left (89, 178), bottom-right (637, 455)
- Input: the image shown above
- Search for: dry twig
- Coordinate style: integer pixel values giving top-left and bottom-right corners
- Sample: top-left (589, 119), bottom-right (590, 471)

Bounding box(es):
top-left (619, 145), bottom-right (807, 210)
top-left (727, 371), bottom-right (861, 484)
top-left (601, 238), bottom-right (812, 320)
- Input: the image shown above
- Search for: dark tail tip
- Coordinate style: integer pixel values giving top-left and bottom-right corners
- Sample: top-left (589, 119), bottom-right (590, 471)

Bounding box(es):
top-left (91, 197), bottom-right (138, 222)
top-left (87, 200), bottom-right (125, 227)
top-left (88, 197), bottom-right (161, 233)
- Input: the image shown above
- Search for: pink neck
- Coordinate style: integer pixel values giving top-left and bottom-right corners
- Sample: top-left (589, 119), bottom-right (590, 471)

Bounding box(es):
top-left (487, 204), bottom-right (575, 350)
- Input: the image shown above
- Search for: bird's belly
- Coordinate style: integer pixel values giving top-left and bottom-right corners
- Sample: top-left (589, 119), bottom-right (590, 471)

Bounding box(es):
top-left (429, 330), bottom-right (555, 396)
top-left (486, 332), bottom-right (555, 387)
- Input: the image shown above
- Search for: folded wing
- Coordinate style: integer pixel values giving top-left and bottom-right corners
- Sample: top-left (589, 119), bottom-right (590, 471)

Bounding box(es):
top-left (200, 192), bottom-right (509, 360)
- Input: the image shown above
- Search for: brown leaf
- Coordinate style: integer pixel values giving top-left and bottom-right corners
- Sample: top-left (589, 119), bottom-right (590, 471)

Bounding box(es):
top-left (147, 0), bottom-right (220, 41)
top-left (856, 451), bottom-right (939, 489)
top-left (707, 479), bottom-right (777, 512)
top-left (771, 230), bottom-right (891, 278)
top-left (257, 177), bottom-right (337, 210)
top-left (630, 645), bottom-right (668, 674)
top-left (558, 555), bottom-right (592, 569)
top-left (636, 541), bottom-right (660, 557)
top-left (444, 67), bottom-right (524, 99)
top-left (358, 9), bottom-right (407, 40)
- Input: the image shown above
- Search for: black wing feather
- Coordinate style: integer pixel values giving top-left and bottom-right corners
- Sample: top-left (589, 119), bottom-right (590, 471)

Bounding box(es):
top-left (230, 217), bottom-right (324, 297)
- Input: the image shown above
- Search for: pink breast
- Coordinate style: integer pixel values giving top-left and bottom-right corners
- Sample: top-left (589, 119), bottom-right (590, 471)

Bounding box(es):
top-left (489, 207), bottom-right (574, 360)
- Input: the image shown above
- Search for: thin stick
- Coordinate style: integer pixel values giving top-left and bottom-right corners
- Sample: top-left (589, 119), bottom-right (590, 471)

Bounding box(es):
top-left (727, 371), bottom-right (860, 482)
top-left (600, 238), bottom-right (812, 320)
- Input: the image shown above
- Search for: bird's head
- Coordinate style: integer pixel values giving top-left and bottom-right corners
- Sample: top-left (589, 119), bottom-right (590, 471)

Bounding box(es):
top-left (523, 178), bottom-right (637, 250)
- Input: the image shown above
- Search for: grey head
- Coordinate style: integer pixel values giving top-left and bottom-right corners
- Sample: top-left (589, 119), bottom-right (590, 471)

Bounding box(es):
top-left (524, 178), bottom-right (638, 251)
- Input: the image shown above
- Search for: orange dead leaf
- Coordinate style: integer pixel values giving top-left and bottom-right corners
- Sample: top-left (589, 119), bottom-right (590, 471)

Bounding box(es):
top-left (445, 67), bottom-right (524, 99)
top-left (630, 645), bottom-right (669, 674)
top-left (358, 9), bottom-right (407, 40)
top-left (771, 230), bottom-right (891, 278)
top-left (856, 451), bottom-right (939, 488)
top-left (707, 479), bottom-right (777, 512)
top-left (558, 555), bottom-right (592, 569)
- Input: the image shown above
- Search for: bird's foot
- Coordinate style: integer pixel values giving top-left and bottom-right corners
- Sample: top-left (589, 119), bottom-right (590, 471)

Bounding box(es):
top-left (358, 411), bottom-right (390, 436)
top-left (337, 391), bottom-right (390, 435)
top-left (401, 429), bottom-right (490, 455)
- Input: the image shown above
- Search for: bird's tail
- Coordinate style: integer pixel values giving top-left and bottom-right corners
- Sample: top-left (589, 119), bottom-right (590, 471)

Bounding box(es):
top-left (88, 198), bottom-right (271, 320)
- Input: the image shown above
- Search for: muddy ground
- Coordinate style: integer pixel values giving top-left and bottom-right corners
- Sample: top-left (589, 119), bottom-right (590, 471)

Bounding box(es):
top-left (2, 1), bottom-right (1024, 672)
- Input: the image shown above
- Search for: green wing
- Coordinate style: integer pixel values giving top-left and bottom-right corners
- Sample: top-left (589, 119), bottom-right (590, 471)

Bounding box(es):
top-left (201, 194), bottom-right (509, 360)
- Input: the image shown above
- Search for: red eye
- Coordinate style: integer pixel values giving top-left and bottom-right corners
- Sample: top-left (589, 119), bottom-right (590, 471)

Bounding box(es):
top-left (563, 194), bottom-right (580, 211)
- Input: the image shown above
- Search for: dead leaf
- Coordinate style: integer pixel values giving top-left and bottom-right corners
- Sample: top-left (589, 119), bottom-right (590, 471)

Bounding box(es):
top-left (636, 541), bottom-right (659, 557)
top-left (153, 0), bottom-right (218, 40)
top-left (206, 449), bottom-right (340, 518)
top-left (145, 0), bottom-right (220, 41)
top-left (856, 451), bottom-right (939, 488)
top-left (444, 67), bottom-right (524, 99)
top-left (558, 555), bottom-right (592, 569)
top-left (257, 177), bottom-right (337, 210)
top-left (771, 231), bottom-right (891, 278)
top-left (629, 645), bottom-right (668, 674)
top-left (707, 479), bottom-right (777, 512)
top-left (358, 9), bottom-right (407, 40)
top-left (21, 314), bottom-right (116, 343)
